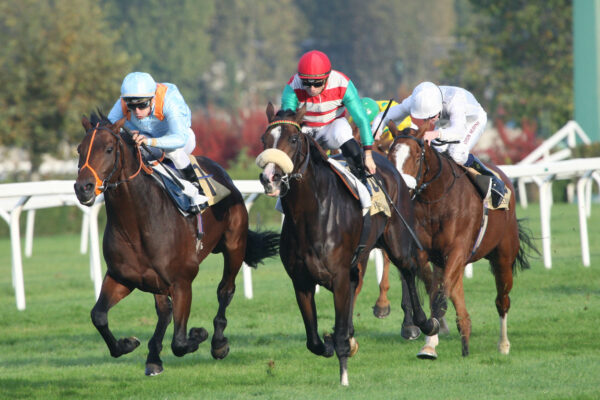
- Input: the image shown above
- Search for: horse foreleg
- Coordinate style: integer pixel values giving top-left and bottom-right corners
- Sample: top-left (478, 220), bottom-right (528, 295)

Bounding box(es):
top-left (333, 271), bottom-right (357, 387)
top-left (170, 281), bottom-right (208, 357)
top-left (442, 255), bottom-right (471, 357)
top-left (491, 257), bottom-right (514, 355)
top-left (145, 294), bottom-right (172, 376)
top-left (90, 274), bottom-right (140, 358)
top-left (293, 280), bottom-right (333, 358)
top-left (373, 252), bottom-right (392, 318)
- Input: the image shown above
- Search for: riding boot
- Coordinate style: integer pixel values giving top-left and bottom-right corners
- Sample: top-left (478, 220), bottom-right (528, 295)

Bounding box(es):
top-left (464, 154), bottom-right (506, 208)
top-left (340, 139), bottom-right (370, 192)
top-left (179, 164), bottom-right (208, 213)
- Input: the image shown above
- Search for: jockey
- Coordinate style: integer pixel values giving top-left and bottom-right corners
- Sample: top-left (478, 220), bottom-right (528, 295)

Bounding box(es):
top-left (372, 82), bottom-right (506, 208)
top-left (281, 50), bottom-right (375, 185)
top-left (107, 72), bottom-right (201, 189)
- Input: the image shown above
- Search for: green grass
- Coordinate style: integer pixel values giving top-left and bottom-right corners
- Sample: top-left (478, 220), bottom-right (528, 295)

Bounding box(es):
top-left (0, 203), bottom-right (599, 399)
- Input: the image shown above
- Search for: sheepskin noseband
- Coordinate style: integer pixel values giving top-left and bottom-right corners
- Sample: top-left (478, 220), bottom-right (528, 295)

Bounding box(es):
top-left (256, 148), bottom-right (294, 174)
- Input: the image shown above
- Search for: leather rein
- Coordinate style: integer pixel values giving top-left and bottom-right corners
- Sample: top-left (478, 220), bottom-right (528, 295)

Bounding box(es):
top-left (394, 134), bottom-right (462, 203)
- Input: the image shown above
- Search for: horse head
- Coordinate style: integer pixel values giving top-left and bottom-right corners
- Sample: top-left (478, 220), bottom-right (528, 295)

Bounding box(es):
top-left (387, 122), bottom-right (430, 191)
top-left (74, 112), bottom-right (130, 206)
top-left (256, 102), bottom-right (309, 197)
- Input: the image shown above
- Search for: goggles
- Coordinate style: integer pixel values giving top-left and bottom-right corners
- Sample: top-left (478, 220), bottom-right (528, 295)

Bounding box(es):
top-left (124, 97), bottom-right (152, 110)
top-left (301, 79), bottom-right (326, 88)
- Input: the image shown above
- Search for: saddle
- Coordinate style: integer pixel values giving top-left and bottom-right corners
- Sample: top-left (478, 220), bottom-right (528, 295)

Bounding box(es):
top-left (328, 155), bottom-right (391, 217)
top-left (463, 166), bottom-right (511, 210)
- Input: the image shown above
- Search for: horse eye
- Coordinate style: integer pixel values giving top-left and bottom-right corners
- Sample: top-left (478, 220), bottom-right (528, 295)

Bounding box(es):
top-left (290, 135), bottom-right (298, 144)
top-left (106, 146), bottom-right (114, 154)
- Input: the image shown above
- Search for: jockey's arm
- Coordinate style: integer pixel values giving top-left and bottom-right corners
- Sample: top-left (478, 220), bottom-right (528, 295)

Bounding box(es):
top-left (344, 82), bottom-right (373, 148)
top-left (281, 84), bottom-right (299, 111)
top-left (437, 100), bottom-right (467, 142)
top-left (371, 97), bottom-right (410, 137)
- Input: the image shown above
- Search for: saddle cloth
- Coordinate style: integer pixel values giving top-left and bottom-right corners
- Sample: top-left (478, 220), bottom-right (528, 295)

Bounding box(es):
top-left (188, 155), bottom-right (231, 206)
top-left (327, 157), bottom-right (391, 217)
top-left (464, 167), bottom-right (511, 210)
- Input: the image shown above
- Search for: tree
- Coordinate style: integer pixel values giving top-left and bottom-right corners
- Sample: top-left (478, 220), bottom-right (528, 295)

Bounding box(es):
top-left (441, 0), bottom-right (573, 136)
top-left (0, 0), bottom-right (131, 176)
top-left (101, 0), bottom-right (215, 108)
top-left (204, 0), bottom-right (305, 109)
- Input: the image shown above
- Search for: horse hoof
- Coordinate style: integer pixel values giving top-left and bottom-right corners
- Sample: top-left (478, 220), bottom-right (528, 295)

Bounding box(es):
top-left (189, 327), bottom-right (209, 344)
top-left (211, 343), bottom-right (230, 360)
top-left (372, 304), bottom-right (391, 319)
top-left (417, 345), bottom-right (438, 360)
top-left (113, 336), bottom-right (140, 357)
top-left (438, 317), bottom-right (450, 335)
top-left (401, 325), bottom-right (421, 340)
top-left (145, 363), bottom-right (164, 376)
top-left (349, 337), bottom-right (359, 357)
top-left (323, 333), bottom-right (335, 358)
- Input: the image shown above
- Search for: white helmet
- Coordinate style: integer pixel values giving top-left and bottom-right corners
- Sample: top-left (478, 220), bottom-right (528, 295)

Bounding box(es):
top-left (410, 81), bottom-right (442, 119)
top-left (120, 72), bottom-right (157, 98)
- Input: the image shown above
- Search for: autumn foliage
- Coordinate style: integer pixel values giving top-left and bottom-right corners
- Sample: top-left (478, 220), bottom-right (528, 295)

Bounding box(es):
top-left (484, 117), bottom-right (542, 165)
top-left (191, 106), bottom-right (269, 168)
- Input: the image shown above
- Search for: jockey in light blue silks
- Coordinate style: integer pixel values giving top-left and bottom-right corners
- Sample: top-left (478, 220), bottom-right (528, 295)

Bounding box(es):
top-left (107, 72), bottom-right (201, 187)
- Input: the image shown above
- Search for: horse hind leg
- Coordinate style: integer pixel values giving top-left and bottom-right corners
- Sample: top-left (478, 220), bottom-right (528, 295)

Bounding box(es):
top-left (90, 275), bottom-right (141, 358)
top-left (372, 251), bottom-right (391, 319)
top-left (145, 294), bottom-right (173, 376)
top-left (491, 257), bottom-right (514, 355)
top-left (210, 227), bottom-right (246, 359)
top-left (171, 281), bottom-right (208, 357)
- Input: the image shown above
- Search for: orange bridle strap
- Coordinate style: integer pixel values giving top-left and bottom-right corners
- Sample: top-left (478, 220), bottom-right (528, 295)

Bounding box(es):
top-left (79, 124), bottom-right (105, 196)
top-left (79, 124), bottom-right (153, 196)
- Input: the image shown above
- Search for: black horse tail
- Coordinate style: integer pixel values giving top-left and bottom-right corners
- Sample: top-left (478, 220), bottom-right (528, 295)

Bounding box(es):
top-left (513, 219), bottom-right (540, 274)
top-left (244, 230), bottom-right (280, 268)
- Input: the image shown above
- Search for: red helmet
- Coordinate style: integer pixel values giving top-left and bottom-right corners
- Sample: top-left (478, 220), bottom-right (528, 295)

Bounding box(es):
top-left (297, 50), bottom-right (331, 79)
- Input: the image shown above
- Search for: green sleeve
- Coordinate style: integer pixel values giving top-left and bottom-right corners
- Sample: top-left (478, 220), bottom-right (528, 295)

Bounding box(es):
top-left (281, 84), bottom-right (299, 112)
top-left (343, 81), bottom-right (373, 147)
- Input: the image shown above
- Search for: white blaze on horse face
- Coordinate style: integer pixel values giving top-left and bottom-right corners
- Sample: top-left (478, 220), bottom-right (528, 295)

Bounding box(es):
top-left (269, 126), bottom-right (282, 148)
top-left (393, 144), bottom-right (417, 189)
top-left (261, 163), bottom-right (281, 197)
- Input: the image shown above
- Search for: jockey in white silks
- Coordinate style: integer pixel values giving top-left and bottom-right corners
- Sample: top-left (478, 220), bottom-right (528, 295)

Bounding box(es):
top-left (372, 82), bottom-right (506, 208)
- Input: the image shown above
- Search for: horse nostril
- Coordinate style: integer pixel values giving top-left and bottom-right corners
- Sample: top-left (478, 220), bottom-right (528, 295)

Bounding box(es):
top-left (273, 173), bottom-right (281, 181)
top-left (84, 183), bottom-right (94, 193)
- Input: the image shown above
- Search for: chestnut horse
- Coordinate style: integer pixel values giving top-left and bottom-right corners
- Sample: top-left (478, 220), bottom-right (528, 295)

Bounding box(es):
top-left (256, 104), bottom-right (439, 385)
top-left (74, 112), bottom-right (279, 375)
top-left (387, 123), bottom-right (536, 359)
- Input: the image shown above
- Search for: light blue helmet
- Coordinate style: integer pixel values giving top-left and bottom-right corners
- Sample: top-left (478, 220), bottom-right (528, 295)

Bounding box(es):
top-left (120, 72), bottom-right (157, 98)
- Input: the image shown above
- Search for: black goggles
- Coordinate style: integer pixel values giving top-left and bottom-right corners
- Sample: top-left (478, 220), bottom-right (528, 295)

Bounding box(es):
top-left (125, 98), bottom-right (152, 110)
top-left (301, 79), bottom-right (326, 88)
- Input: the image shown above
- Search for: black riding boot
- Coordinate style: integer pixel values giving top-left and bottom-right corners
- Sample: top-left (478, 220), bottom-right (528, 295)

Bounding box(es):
top-left (465, 154), bottom-right (506, 208)
top-left (180, 164), bottom-right (201, 188)
top-left (340, 139), bottom-right (369, 189)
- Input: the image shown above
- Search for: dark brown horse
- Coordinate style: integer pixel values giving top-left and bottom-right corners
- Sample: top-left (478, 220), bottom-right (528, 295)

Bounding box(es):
top-left (387, 123), bottom-right (536, 359)
top-left (74, 112), bottom-right (279, 375)
top-left (256, 104), bottom-right (439, 385)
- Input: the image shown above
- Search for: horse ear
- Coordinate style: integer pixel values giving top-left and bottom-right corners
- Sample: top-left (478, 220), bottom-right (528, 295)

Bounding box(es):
top-left (82, 116), bottom-right (92, 131)
top-left (296, 104), bottom-right (307, 122)
top-left (387, 121), bottom-right (398, 137)
top-left (266, 102), bottom-right (275, 122)
top-left (113, 117), bottom-right (126, 132)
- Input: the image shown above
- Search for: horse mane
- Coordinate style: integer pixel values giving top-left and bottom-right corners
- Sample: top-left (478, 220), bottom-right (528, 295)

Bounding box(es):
top-left (88, 108), bottom-right (136, 147)
top-left (272, 109), bottom-right (330, 165)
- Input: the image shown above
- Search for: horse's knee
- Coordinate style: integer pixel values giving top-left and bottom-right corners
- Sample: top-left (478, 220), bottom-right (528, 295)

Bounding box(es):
top-left (90, 306), bottom-right (107, 328)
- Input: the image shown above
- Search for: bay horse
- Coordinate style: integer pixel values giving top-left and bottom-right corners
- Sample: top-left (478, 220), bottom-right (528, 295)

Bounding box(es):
top-left (387, 122), bottom-right (536, 358)
top-left (256, 103), bottom-right (439, 385)
top-left (74, 112), bottom-right (279, 375)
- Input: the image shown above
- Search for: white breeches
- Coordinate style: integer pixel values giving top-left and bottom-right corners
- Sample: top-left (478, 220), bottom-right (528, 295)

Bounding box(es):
top-left (165, 128), bottom-right (196, 169)
top-left (302, 117), bottom-right (354, 151)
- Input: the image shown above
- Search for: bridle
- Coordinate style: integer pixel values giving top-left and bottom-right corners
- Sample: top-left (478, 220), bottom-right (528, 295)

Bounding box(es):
top-left (79, 123), bottom-right (152, 196)
top-left (394, 134), bottom-right (461, 203)
top-left (265, 119), bottom-right (311, 197)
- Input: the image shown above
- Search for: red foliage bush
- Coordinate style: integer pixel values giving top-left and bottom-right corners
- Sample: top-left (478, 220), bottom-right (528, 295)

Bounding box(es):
top-left (484, 117), bottom-right (542, 165)
top-left (191, 106), bottom-right (268, 168)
